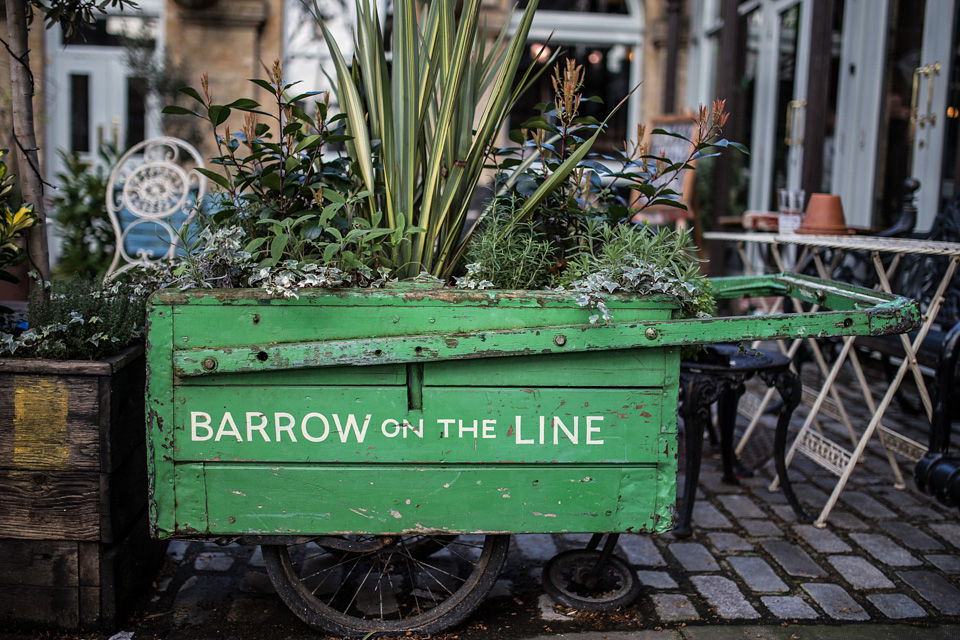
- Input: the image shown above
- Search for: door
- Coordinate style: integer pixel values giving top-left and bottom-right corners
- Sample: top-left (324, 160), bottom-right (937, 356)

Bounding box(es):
top-left (835, 0), bottom-right (957, 230)
top-left (45, 8), bottom-right (162, 180)
top-left (743, 0), bottom-right (814, 213)
top-left (910, 0), bottom-right (957, 229)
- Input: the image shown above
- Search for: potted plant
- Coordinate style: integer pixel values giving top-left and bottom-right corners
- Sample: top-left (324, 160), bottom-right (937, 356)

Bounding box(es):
top-left (143, 1), bottom-right (913, 636)
top-left (0, 152), bottom-right (165, 631)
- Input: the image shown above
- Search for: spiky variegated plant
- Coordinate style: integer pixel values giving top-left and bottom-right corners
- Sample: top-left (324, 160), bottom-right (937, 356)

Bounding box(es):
top-left (317, 0), bottom-right (606, 278)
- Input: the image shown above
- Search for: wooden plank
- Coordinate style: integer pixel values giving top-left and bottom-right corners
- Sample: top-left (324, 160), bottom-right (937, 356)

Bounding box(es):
top-left (172, 302), bottom-right (675, 350)
top-left (101, 443), bottom-right (149, 544)
top-left (0, 538), bottom-right (79, 587)
top-left (170, 386), bottom-right (666, 465)
top-left (0, 374), bottom-right (100, 472)
top-left (0, 344), bottom-right (143, 376)
top-left (0, 470), bottom-right (100, 541)
top-left (101, 352), bottom-right (146, 473)
top-left (0, 584), bottom-right (79, 629)
top-left (186, 463), bottom-right (663, 536)
top-left (178, 363), bottom-right (406, 387)
top-left (423, 348), bottom-right (669, 388)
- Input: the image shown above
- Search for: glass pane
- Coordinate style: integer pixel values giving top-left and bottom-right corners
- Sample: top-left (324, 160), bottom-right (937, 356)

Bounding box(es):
top-left (63, 16), bottom-right (157, 48)
top-left (769, 3), bottom-right (802, 209)
top-left (70, 73), bottom-right (90, 153)
top-left (940, 11), bottom-right (959, 211)
top-left (730, 8), bottom-right (763, 215)
top-left (510, 44), bottom-right (631, 153)
top-left (126, 76), bottom-right (148, 150)
top-left (874, 0), bottom-right (926, 227)
top-left (820, 0), bottom-right (845, 193)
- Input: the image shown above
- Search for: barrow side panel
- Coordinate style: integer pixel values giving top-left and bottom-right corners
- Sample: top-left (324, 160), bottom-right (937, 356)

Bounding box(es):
top-left (147, 289), bottom-right (680, 537)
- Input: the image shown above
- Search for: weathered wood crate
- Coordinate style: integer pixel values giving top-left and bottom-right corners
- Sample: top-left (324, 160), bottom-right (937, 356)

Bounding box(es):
top-left (0, 345), bottom-right (167, 631)
top-left (146, 275), bottom-right (919, 540)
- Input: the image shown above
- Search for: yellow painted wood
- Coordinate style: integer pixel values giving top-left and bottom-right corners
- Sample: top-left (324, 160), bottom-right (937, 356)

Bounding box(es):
top-left (14, 376), bottom-right (69, 469)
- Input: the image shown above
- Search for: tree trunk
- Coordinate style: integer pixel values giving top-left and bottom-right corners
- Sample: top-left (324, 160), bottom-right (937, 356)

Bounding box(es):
top-left (5, 0), bottom-right (50, 283)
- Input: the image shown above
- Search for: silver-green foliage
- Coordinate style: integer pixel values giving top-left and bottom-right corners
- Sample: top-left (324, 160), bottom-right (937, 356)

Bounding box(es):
top-left (561, 220), bottom-right (715, 322)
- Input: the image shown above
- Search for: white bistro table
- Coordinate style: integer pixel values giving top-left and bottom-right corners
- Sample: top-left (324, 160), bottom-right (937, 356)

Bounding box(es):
top-left (703, 231), bottom-right (960, 527)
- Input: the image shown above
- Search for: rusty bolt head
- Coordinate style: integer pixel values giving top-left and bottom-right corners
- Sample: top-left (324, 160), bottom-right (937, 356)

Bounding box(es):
top-left (645, 328), bottom-right (659, 340)
top-left (201, 357), bottom-right (218, 371)
top-left (554, 334), bottom-right (567, 346)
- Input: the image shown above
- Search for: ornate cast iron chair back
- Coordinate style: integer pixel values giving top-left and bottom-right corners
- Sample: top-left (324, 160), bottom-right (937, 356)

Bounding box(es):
top-left (104, 137), bottom-right (207, 280)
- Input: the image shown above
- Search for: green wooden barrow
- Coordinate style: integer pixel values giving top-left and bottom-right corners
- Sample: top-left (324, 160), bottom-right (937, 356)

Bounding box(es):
top-left (144, 273), bottom-right (919, 636)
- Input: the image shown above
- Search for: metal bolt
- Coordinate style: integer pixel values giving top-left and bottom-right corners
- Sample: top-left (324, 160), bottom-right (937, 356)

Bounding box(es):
top-left (201, 357), bottom-right (218, 371)
top-left (554, 334), bottom-right (567, 346)
top-left (645, 328), bottom-right (659, 340)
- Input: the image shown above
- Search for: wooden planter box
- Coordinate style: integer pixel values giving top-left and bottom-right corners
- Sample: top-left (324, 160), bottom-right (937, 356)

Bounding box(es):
top-left (0, 345), bottom-right (167, 631)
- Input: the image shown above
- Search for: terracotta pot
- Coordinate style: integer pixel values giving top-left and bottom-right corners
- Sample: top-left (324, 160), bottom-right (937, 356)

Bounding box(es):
top-left (798, 194), bottom-right (853, 234)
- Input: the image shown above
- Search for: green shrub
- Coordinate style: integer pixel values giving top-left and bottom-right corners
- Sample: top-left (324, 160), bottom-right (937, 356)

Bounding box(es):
top-left (1, 277), bottom-right (148, 360)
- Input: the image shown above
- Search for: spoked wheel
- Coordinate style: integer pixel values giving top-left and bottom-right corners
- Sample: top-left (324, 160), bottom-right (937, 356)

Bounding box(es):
top-left (542, 548), bottom-right (640, 611)
top-left (262, 534), bottom-right (509, 637)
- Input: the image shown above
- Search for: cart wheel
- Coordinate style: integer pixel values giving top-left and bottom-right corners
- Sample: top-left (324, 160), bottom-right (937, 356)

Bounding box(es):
top-left (320, 534), bottom-right (458, 560)
top-left (541, 549), bottom-right (640, 611)
top-left (263, 534), bottom-right (509, 637)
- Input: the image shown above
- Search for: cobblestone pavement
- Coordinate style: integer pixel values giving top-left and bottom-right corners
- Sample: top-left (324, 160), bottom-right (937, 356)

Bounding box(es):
top-left (4, 353), bottom-right (958, 640)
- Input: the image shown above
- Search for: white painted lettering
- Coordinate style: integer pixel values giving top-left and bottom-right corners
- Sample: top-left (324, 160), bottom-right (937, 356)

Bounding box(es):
top-left (215, 412), bottom-right (242, 441)
top-left (438, 418), bottom-right (455, 438)
top-left (381, 418), bottom-right (401, 438)
top-left (515, 416), bottom-right (534, 444)
top-left (301, 413), bottom-right (330, 442)
top-left (334, 414), bottom-right (371, 443)
top-left (586, 416), bottom-right (604, 444)
top-left (191, 411), bottom-right (213, 441)
top-left (403, 419), bottom-right (424, 438)
top-left (246, 412), bottom-right (270, 441)
top-left (554, 416), bottom-right (578, 444)
top-left (459, 419), bottom-right (478, 438)
top-left (539, 416), bottom-right (546, 444)
top-left (482, 419), bottom-right (496, 439)
top-left (274, 412), bottom-right (297, 442)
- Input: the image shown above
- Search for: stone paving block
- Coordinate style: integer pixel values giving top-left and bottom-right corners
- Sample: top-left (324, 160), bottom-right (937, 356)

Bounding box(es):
top-left (728, 556), bottom-right (788, 593)
top-left (761, 540), bottom-right (827, 577)
top-left (841, 491), bottom-right (898, 519)
top-left (168, 540), bottom-right (189, 562)
top-left (925, 554), bottom-right (960, 573)
top-left (850, 533), bottom-right (921, 567)
top-left (826, 555), bottom-right (895, 589)
top-left (794, 483), bottom-right (830, 506)
top-left (652, 593), bottom-right (700, 621)
top-left (866, 593), bottom-right (928, 619)
top-left (636, 570), bottom-right (678, 589)
top-left (194, 552), bottom-right (236, 572)
top-left (692, 501), bottom-right (734, 529)
top-left (901, 505), bottom-right (945, 520)
top-left (771, 504), bottom-right (805, 525)
top-left (699, 471), bottom-right (742, 493)
top-left (760, 595), bottom-right (819, 619)
top-left (717, 494), bottom-right (767, 519)
top-left (741, 518), bottom-right (784, 538)
top-left (691, 575), bottom-right (760, 619)
top-left (793, 524), bottom-right (852, 553)
top-left (514, 533), bottom-right (559, 563)
top-left (871, 485), bottom-right (922, 510)
top-left (620, 534), bottom-right (666, 567)
top-left (538, 594), bottom-right (576, 621)
top-left (802, 582), bottom-right (869, 620)
top-left (827, 510), bottom-right (870, 530)
top-left (930, 523), bottom-right (960, 548)
top-left (879, 521), bottom-right (943, 550)
top-left (669, 542), bottom-right (720, 571)
top-left (708, 532), bottom-right (754, 552)
top-left (897, 570), bottom-right (960, 614)
top-left (748, 485), bottom-right (788, 505)
top-left (248, 546), bottom-right (264, 568)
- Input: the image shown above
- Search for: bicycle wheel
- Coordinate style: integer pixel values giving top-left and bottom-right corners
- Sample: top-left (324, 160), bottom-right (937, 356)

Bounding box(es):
top-left (263, 534), bottom-right (509, 637)
top-left (542, 548), bottom-right (640, 611)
